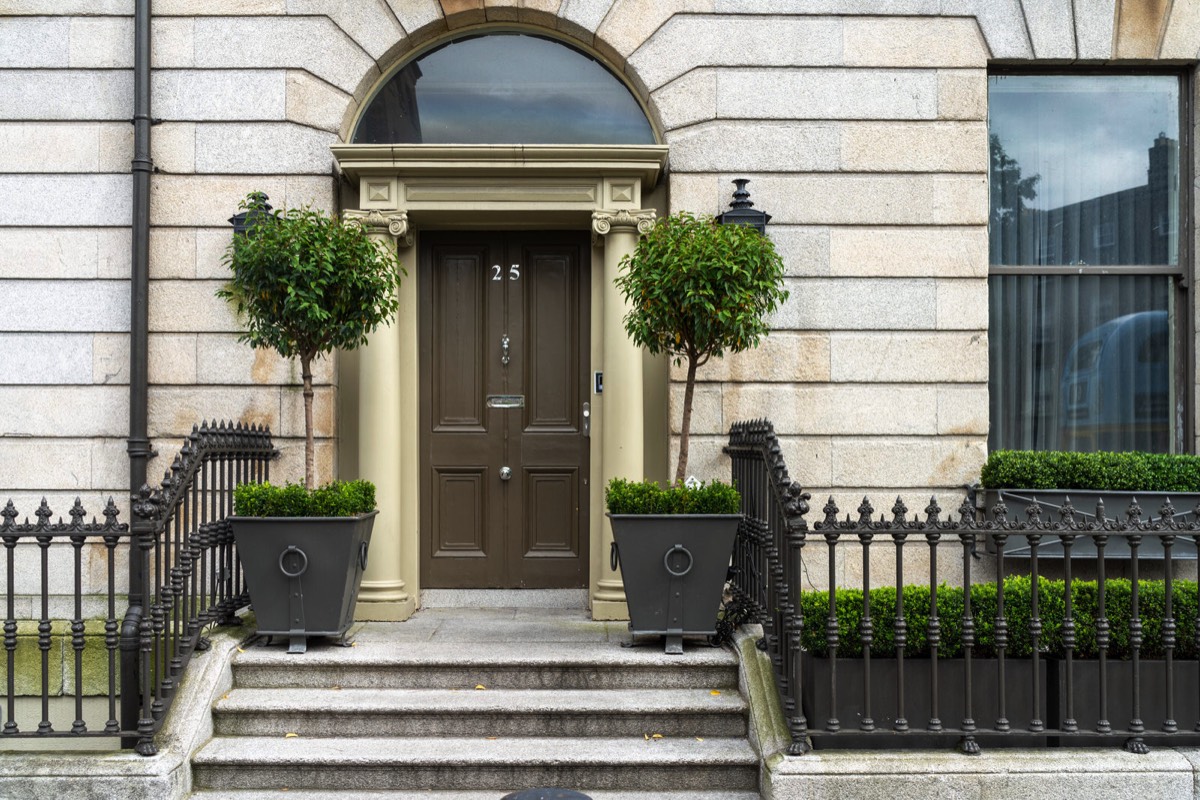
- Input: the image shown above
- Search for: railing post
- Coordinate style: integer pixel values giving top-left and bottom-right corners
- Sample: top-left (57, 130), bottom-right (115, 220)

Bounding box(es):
top-left (126, 484), bottom-right (158, 752)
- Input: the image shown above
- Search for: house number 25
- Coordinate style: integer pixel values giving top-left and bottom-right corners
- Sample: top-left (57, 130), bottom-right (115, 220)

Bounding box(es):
top-left (492, 264), bottom-right (520, 281)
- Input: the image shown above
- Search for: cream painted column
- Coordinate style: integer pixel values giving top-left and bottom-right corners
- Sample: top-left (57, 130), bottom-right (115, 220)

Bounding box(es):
top-left (590, 209), bottom-right (656, 620)
top-left (343, 209), bottom-right (416, 621)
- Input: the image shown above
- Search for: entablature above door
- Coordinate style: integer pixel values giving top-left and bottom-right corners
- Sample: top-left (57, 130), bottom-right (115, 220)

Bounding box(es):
top-left (331, 144), bottom-right (669, 216)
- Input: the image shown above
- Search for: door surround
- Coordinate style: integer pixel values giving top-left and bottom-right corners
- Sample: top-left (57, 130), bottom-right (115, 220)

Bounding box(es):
top-left (333, 143), bottom-right (669, 621)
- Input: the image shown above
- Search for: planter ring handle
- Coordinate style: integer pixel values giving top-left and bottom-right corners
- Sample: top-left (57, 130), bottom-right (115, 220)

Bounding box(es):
top-left (359, 540), bottom-right (369, 571)
top-left (663, 544), bottom-right (693, 577)
top-left (610, 540), bottom-right (620, 572)
top-left (278, 545), bottom-right (309, 578)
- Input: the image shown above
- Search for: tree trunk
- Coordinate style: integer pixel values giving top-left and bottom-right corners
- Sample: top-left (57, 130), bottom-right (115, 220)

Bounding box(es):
top-left (301, 354), bottom-right (315, 490)
top-left (674, 355), bottom-right (699, 485)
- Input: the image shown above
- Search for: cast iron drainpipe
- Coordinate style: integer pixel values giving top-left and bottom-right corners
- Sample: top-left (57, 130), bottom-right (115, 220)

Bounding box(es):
top-left (122, 0), bottom-right (157, 752)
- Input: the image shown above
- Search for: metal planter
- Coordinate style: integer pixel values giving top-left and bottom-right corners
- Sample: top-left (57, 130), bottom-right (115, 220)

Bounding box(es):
top-left (802, 655), bottom-right (1049, 748)
top-left (231, 511), bottom-right (377, 653)
top-left (607, 513), bottom-right (740, 654)
top-left (1047, 658), bottom-right (1200, 734)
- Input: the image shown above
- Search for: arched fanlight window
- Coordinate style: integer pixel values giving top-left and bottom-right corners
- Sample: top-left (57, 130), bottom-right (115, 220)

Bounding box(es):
top-left (352, 33), bottom-right (656, 145)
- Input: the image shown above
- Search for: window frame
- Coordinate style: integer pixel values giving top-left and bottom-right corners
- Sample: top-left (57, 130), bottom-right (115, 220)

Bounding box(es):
top-left (986, 66), bottom-right (1194, 454)
top-left (349, 26), bottom-right (661, 147)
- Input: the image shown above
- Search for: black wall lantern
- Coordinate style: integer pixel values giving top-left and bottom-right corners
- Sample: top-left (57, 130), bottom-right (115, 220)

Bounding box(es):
top-left (715, 178), bottom-right (770, 234)
top-left (228, 191), bottom-right (272, 236)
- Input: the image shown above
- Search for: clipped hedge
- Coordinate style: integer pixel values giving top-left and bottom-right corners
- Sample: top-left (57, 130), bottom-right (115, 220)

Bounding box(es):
top-left (800, 577), bottom-right (1200, 661)
top-left (233, 479), bottom-right (376, 518)
top-left (605, 478), bottom-right (741, 515)
top-left (980, 449), bottom-right (1200, 493)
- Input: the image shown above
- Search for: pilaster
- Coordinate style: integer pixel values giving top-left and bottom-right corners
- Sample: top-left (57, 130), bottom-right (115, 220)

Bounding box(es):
top-left (590, 208), bottom-right (656, 619)
top-left (343, 208), bottom-right (416, 621)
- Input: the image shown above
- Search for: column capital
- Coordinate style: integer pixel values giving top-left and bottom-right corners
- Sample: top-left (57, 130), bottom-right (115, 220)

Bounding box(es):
top-left (344, 208), bottom-right (414, 248)
top-left (591, 209), bottom-right (656, 245)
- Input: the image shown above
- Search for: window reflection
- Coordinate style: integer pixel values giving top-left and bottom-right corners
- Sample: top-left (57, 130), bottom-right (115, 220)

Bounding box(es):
top-left (988, 75), bottom-right (1179, 267)
top-left (353, 34), bottom-right (656, 145)
top-left (988, 274), bottom-right (1173, 453)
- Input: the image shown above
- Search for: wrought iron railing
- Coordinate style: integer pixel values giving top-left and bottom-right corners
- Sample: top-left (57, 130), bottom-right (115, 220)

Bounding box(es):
top-left (1, 497), bottom-right (129, 742)
top-left (726, 418), bottom-right (1200, 755)
top-left (0, 421), bottom-right (275, 755)
top-left (126, 421), bottom-right (276, 754)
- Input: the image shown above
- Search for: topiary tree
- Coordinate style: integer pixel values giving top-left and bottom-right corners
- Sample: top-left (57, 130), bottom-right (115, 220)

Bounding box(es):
top-left (217, 192), bottom-right (404, 489)
top-left (615, 211), bottom-right (788, 484)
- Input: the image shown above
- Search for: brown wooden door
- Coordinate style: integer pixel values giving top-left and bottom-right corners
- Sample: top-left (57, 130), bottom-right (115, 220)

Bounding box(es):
top-left (420, 232), bottom-right (590, 588)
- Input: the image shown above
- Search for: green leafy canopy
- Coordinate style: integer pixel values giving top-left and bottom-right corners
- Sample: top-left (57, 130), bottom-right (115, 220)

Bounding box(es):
top-left (216, 193), bottom-right (405, 365)
top-left (615, 212), bottom-right (788, 365)
top-left (217, 193), bottom-right (406, 489)
top-left (615, 211), bottom-right (788, 482)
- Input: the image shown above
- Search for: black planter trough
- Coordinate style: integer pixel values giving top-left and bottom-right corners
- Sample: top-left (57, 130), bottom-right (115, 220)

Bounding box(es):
top-left (607, 513), bottom-right (740, 654)
top-left (802, 655), bottom-right (1049, 748)
top-left (1047, 658), bottom-right (1200, 735)
top-left (231, 511), bottom-right (377, 653)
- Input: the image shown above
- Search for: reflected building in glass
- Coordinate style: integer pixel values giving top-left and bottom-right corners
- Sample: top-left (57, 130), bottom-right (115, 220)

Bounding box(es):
top-left (999, 132), bottom-right (1180, 268)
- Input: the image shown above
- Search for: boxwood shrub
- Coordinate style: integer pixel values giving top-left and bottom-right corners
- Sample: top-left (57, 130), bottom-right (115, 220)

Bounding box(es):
top-left (233, 479), bottom-right (376, 518)
top-left (605, 478), bottom-right (741, 515)
top-left (981, 449), bottom-right (1200, 493)
top-left (800, 577), bottom-right (1200, 661)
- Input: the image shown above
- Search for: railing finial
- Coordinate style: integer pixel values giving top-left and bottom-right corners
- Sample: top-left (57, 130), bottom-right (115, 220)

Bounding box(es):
top-left (823, 496), bottom-right (839, 526)
top-left (34, 498), bottom-right (53, 530)
top-left (924, 495), bottom-right (941, 524)
top-left (1, 500), bottom-right (17, 531)
top-left (1126, 497), bottom-right (1142, 524)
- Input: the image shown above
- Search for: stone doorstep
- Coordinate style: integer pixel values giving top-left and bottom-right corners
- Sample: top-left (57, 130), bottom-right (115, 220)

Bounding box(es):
top-left (193, 734), bottom-right (759, 768)
top-left (231, 639), bottom-right (739, 668)
top-left (420, 588), bottom-right (590, 608)
top-left (187, 792), bottom-right (762, 800)
top-left (196, 617), bottom-right (758, 794)
top-left (191, 735), bottom-right (760, 793)
top-left (212, 686), bottom-right (749, 737)
top-left (215, 686), bottom-right (747, 715)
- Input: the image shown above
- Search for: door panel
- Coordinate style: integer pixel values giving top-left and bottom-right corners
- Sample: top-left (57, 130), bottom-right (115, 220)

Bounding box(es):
top-left (431, 249), bottom-right (488, 430)
top-left (522, 469), bottom-right (580, 558)
top-left (432, 469), bottom-right (488, 556)
top-left (525, 248), bottom-right (576, 430)
top-left (421, 232), bottom-right (589, 588)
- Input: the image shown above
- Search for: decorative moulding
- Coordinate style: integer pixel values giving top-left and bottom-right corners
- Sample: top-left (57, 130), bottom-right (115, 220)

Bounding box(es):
top-left (331, 143), bottom-right (667, 212)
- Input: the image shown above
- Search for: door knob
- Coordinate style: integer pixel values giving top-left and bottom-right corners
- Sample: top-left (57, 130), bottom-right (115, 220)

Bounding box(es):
top-left (499, 466), bottom-right (512, 481)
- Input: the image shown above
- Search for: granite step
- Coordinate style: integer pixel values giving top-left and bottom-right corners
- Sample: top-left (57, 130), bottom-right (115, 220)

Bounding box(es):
top-left (214, 687), bottom-right (748, 737)
top-left (189, 791), bottom-right (762, 800)
top-left (231, 643), bottom-right (739, 691)
top-left (191, 735), bottom-right (759, 792)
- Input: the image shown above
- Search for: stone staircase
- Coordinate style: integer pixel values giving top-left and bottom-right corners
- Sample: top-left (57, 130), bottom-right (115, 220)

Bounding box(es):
top-left (187, 608), bottom-right (760, 799)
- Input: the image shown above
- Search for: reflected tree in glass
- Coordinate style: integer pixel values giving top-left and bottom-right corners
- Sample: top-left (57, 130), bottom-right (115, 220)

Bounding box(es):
top-left (989, 134), bottom-right (1040, 266)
